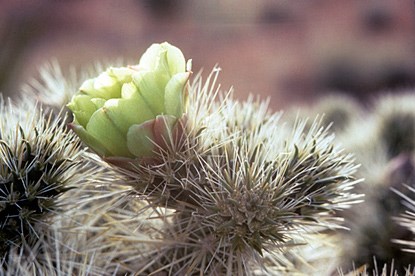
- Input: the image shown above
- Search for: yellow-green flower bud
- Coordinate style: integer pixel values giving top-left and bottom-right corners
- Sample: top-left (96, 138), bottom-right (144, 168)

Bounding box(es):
top-left (67, 42), bottom-right (191, 160)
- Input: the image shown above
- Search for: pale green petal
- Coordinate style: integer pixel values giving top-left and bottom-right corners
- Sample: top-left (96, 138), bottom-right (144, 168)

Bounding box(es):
top-left (139, 43), bottom-right (162, 71)
top-left (127, 115), bottom-right (177, 158)
top-left (139, 42), bottom-right (186, 77)
top-left (94, 71), bottom-right (122, 99)
top-left (126, 122), bottom-right (155, 157)
top-left (79, 79), bottom-right (95, 95)
top-left (69, 123), bottom-right (111, 157)
top-left (91, 98), bottom-right (106, 109)
top-left (133, 71), bottom-right (166, 114)
top-left (67, 94), bottom-right (99, 128)
top-left (164, 72), bottom-right (190, 117)
top-left (95, 71), bottom-right (117, 90)
top-left (153, 50), bottom-right (171, 80)
top-left (79, 70), bottom-right (123, 99)
top-left (103, 98), bottom-right (154, 134)
top-left (86, 109), bottom-right (133, 157)
top-left (121, 82), bottom-right (139, 99)
top-left (165, 43), bottom-right (186, 75)
top-left (108, 67), bottom-right (134, 83)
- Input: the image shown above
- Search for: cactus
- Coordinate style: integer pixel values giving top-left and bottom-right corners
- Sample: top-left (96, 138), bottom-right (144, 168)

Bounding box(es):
top-left (67, 61), bottom-right (362, 274)
top-left (337, 93), bottom-right (415, 274)
top-left (0, 98), bottom-right (102, 272)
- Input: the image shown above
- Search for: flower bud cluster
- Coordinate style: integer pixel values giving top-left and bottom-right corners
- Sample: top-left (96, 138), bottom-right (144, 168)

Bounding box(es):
top-left (68, 42), bottom-right (192, 161)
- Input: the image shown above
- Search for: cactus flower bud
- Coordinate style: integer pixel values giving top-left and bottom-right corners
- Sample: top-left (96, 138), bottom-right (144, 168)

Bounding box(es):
top-left (67, 42), bottom-right (191, 161)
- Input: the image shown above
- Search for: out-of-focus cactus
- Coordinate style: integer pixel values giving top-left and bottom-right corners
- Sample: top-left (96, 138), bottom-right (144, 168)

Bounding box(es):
top-left (338, 93), bottom-right (415, 274)
top-left (393, 181), bottom-right (415, 257)
top-left (374, 94), bottom-right (415, 158)
top-left (286, 93), bottom-right (363, 137)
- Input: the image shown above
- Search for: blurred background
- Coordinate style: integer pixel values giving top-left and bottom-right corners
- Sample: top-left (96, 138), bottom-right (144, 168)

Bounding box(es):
top-left (1, 0), bottom-right (415, 110)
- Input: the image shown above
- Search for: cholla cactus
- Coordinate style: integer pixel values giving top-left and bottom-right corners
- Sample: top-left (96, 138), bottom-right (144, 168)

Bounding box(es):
top-left (0, 98), bottom-right (93, 269)
top-left (0, 96), bottom-right (138, 274)
top-left (373, 93), bottom-right (415, 158)
top-left (338, 261), bottom-right (415, 276)
top-left (67, 41), bottom-right (362, 274)
top-left (339, 156), bottom-right (415, 274)
top-left (2, 169), bottom-right (137, 276)
top-left (286, 93), bottom-right (363, 137)
top-left (20, 61), bottom-right (84, 111)
top-left (394, 185), bottom-right (415, 254)
top-left (21, 60), bottom-right (125, 113)
top-left (338, 93), bottom-right (415, 274)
